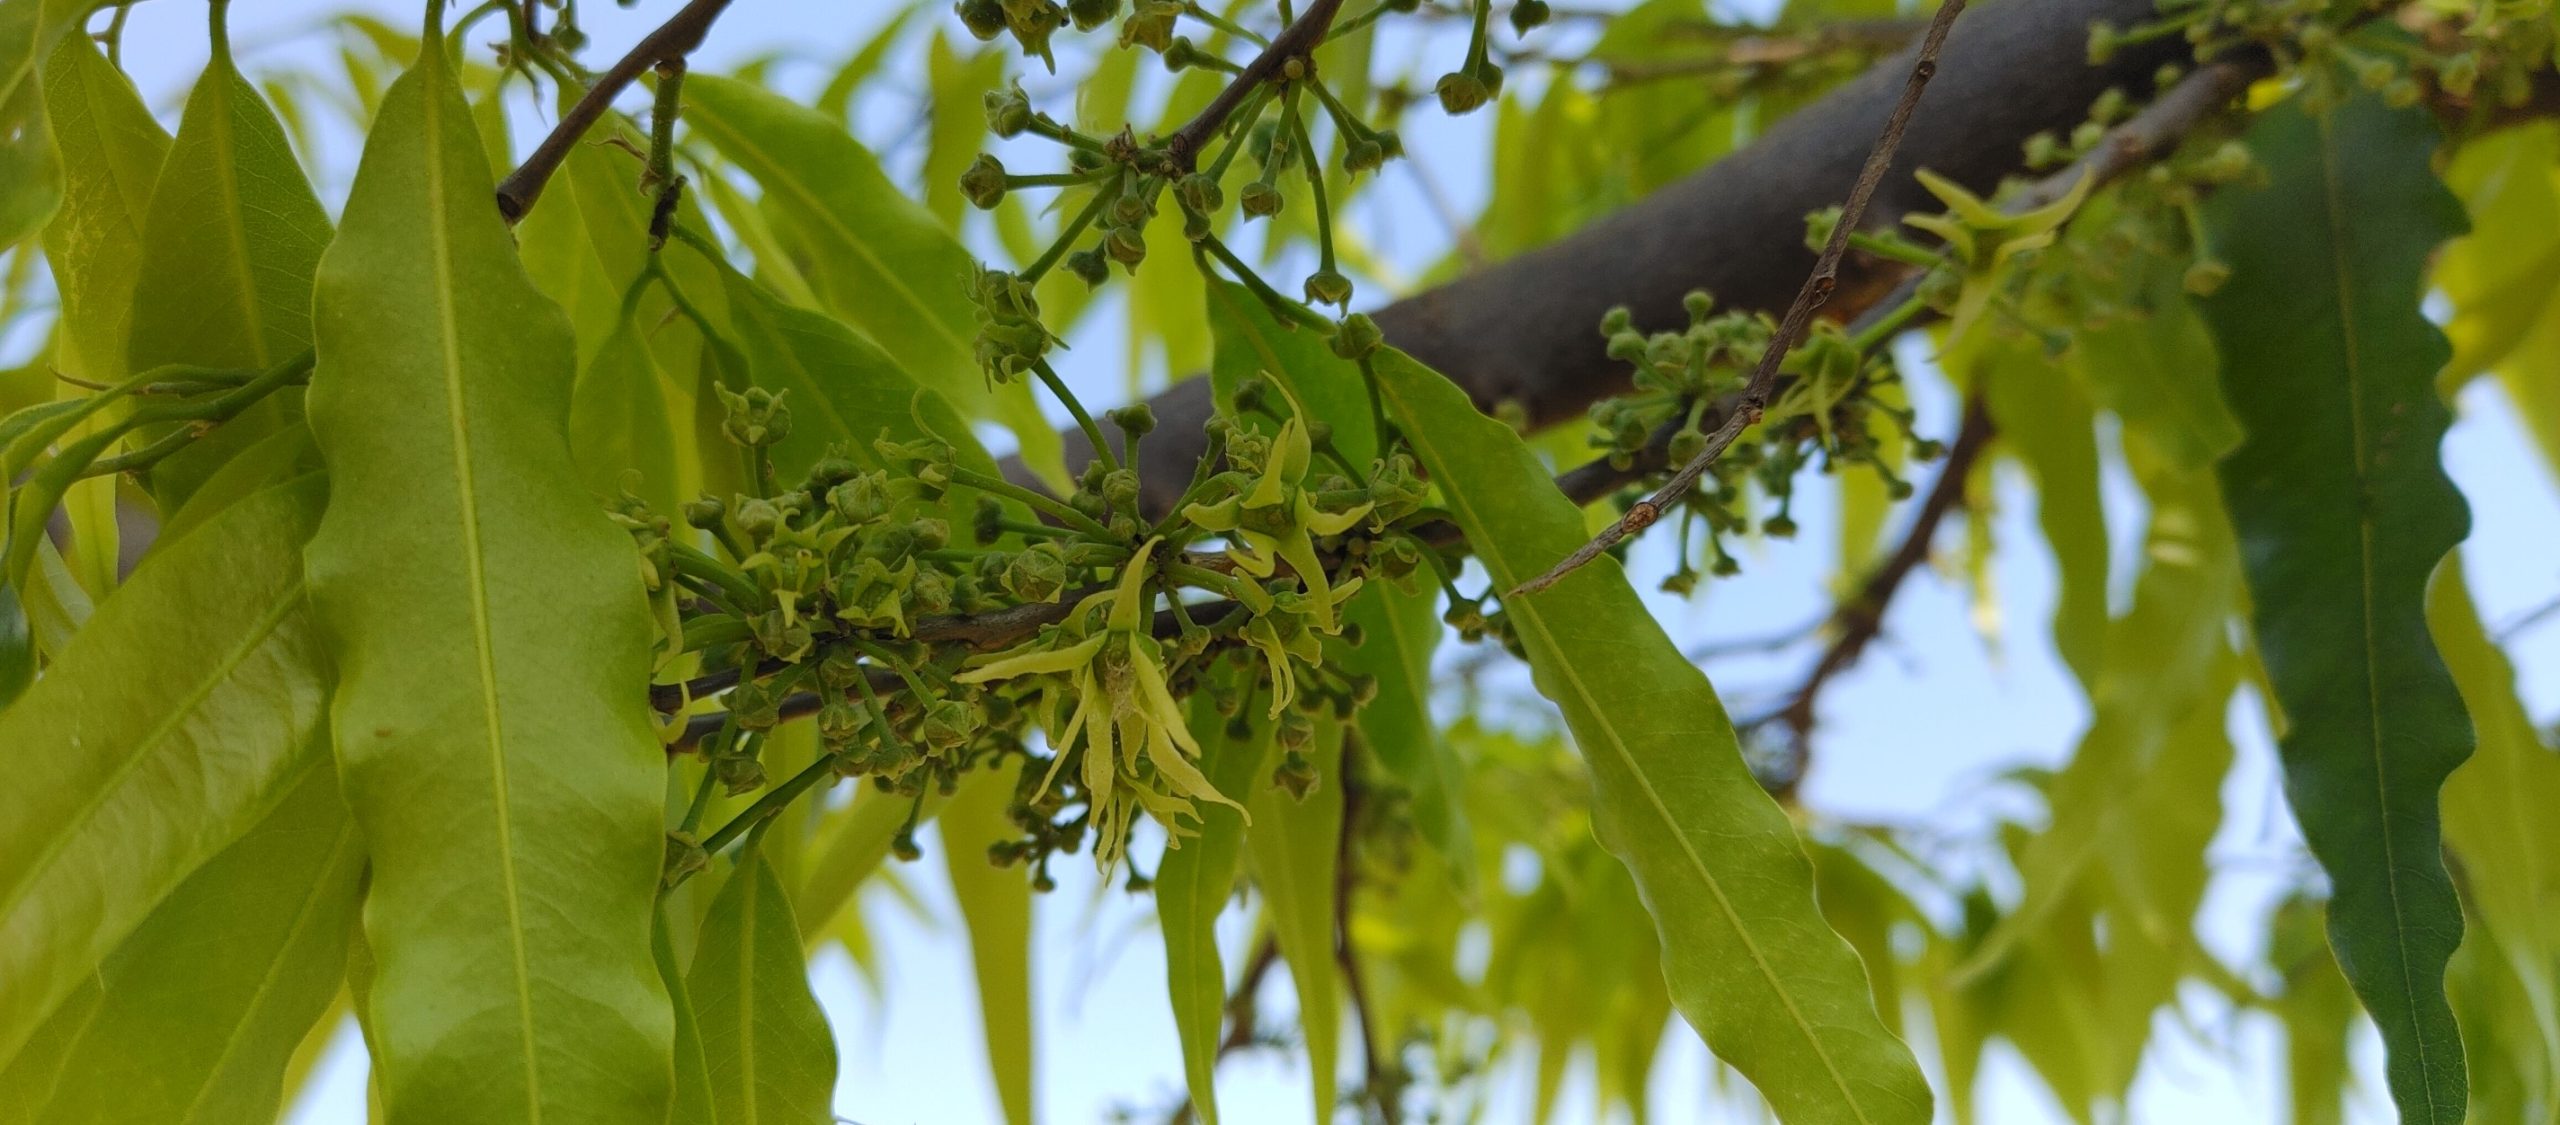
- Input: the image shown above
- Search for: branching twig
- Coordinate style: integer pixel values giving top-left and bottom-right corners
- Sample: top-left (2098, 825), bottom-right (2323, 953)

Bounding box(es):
top-left (494, 0), bottom-right (733, 222)
top-left (1763, 394), bottom-right (1993, 796)
top-left (1163, 0), bottom-right (1348, 170)
top-left (1508, 0), bottom-right (1971, 598)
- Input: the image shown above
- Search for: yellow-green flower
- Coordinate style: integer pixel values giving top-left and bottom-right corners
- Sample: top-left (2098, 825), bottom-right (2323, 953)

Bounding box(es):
top-left (1181, 409), bottom-right (1371, 631)
top-left (1903, 167), bottom-right (2092, 344)
top-left (955, 539), bottom-right (1240, 869)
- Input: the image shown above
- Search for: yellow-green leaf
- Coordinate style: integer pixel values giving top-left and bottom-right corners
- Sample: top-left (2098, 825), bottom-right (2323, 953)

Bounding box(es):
top-left (301, 27), bottom-right (673, 1121)
top-left (124, 1), bottom-right (332, 506)
top-left (941, 758), bottom-right (1036, 1125)
top-left (2201, 94), bottom-right (2475, 1124)
top-left (1154, 693), bottom-right (1278, 1125)
top-left (0, 0), bottom-right (93, 247)
top-left (2429, 563), bottom-right (2560, 1108)
top-left (1370, 347), bottom-right (1931, 1124)
top-left (37, 31), bottom-right (165, 385)
top-left (690, 850), bottom-right (839, 1124)
top-left (0, 475), bottom-right (329, 1067)
top-left (11, 761), bottom-right (361, 1123)
top-left (1244, 719), bottom-right (1345, 1124)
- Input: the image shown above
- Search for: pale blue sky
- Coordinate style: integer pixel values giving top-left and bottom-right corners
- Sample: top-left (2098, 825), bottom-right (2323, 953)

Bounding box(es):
top-left (60, 1), bottom-right (2560, 1122)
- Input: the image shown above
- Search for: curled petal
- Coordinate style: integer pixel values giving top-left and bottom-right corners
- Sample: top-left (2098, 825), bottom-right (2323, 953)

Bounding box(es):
top-left (1109, 537), bottom-right (1163, 633)
top-left (954, 631), bottom-right (1108, 682)
top-left (1275, 531), bottom-right (1338, 632)
top-left (1227, 531), bottom-right (1280, 578)
top-left (1302, 499), bottom-right (1374, 538)
top-left (1181, 497), bottom-right (1242, 532)
top-left (1128, 644), bottom-right (1203, 758)
top-left (1143, 721), bottom-right (1243, 815)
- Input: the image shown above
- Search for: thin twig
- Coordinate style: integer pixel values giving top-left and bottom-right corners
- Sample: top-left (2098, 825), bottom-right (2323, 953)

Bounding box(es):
top-left (1763, 395), bottom-right (1992, 798)
top-left (1333, 753), bottom-right (1398, 1124)
top-left (494, 0), bottom-right (734, 223)
top-left (1163, 0), bottom-right (1348, 170)
top-left (1508, 0), bottom-right (1971, 599)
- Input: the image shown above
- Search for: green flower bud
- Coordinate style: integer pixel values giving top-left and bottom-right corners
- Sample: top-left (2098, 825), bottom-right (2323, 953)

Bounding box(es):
top-left (1510, 0), bottom-right (1550, 33)
top-left (1175, 172), bottom-right (1223, 215)
top-left (1239, 179), bottom-right (1283, 218)
top-left (1163, 35), bottom-right (1207, 71)
top-left (957, 0), bottom-right (1008, 40)
top-left (714, 751), bottom-right (766, 795)
top-left (1329, 312), bottom-right (1383, 360)
top-left (922, 698), bottom-right (980, 750)
top-left (1066, 246), bottom-right (1111, 287)
top-left (662, 832), bottom-right (709, 888)
top-left (682, 495), bottom-right (726, 530)
top-left (1119, 0), bottom-right (1179, 51)
top-left (1105, 223), bottom-right (1147, 269)
top-left (1002, 545), bottom-right (1071, 602)
top-left (1434, 70), bottom-right (1491, 115)
top-left (1066, 0), bottom-right (1119, 31)
top-left (1231, 375), bottom-right (1270, 415)
top-left (960, 153), bottom-right (1007, 210)
top-left (2183, 258), bottom-right (2231, 296)
top-left (733, 496), bottom-right (784, 540)
top-left (828, 473), bottom-right (893, 524)
top-left (2085, 21), bottom-right (2117, 64)
top-left (1109, 402), bottom-right (1158, 436)
top-left (973, 496), bottom-right (1006, 545)
top-left (1304, 269), bottom-right (1353, 307)
top-left (1102, 468), bottom-right (1141, 512)
top-left (717, 384), bottom-right (792, 449)
top-left (1667, 428), bottom-right (1706, 464)
top-left (984, 84), bottom-right (1034, 137)
top-left (910, 567), bottom-right (955, 614)
top-left (818, 701), bottom-right (869, 746)
top-left (1344, 135), bottom-right (1386, 174)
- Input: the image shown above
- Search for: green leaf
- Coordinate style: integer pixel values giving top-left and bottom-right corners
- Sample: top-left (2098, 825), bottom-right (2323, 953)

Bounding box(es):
top-left (2064, 237), bottom-right (2240, 473)
top-left (940, 758), bottom-right (1036, 1125)
top-left (2436, 122), bottom-right (2560, 481)
top-left (13, 761), bottom-right (361, 1123)
top-left (680, 73), bottom-right (1054, 469)
top-left (37, 32), bottom-right (167, 384)
top-left (689, 850), bottom-right (839, 1124)
top-left (1244, 720), bottom-right (1345, 1125)
top-left (123, 3), bottom-right (332, 506)
top-left (921, 34), bottom-right (1005, 228)
top-left (0, 0), bottom-right (94, 247)
top-left (0, 475), bottom-right (329, 1067)
top-left (797, 786), bottom-right (948, 945)
top-left (2200, 93), bottom-right (2474, 1124)
top-left (1368, 348), bottom-right (1931, 1124)
top-left (2269, 894), bottom-right (2357, 1125)
top-left (2429, 563), bottom-right (2560, 1105)
top-left (712, 259), bottom-right (999, 482)
top-left (300, 28), bottom-right (674, 1121)
top-left (1153, 693), bottom-right (1278, 1125)
top-left (1975, 337), bottom-right (2109, 690)
top-left (0, 578), bottom-right (26, 707)
top-left (657, 906), bottom-right (719, 1125)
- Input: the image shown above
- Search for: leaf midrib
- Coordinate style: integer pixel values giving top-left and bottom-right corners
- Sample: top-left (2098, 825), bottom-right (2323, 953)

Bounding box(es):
top-left (2314, 109), bottom-right (2447, 1120)
top-left (1379, 374), bottom-right (1878, 1125)
top-left (420, 68), bottom-right (545, 1122)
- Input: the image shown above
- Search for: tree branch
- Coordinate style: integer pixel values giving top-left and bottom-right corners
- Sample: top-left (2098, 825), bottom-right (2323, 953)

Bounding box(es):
top-left (494, 0), bottom-right (734, 223)
top-left (1163, 0), bottom-right (1349, 170)
top-left (1509, 0), bottom-right (1970, 597)
top-left (1015, 0), bottom-right (2202, 515)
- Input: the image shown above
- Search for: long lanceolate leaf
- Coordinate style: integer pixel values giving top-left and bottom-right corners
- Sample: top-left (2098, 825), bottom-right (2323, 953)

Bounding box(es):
top-left (2201, 95), bottom-right (2474, 1124)
top-left (9, 762), bottom-right (361, 1124)
top-left (0, 0), bottom-right (95, 247)
top-left (301, 25), bottom-right (673, 1122)
top-left (689, 851), bottom-right (838, 1124)
top-left (0, 476), bottom-right (329, 1068)
top-left (1368, 349), bottom-right (1930, 1124)
top-left (1153, 695), bottom-right (1276, 1125)
top-left (941, 760), bottom-right (1037, 1125)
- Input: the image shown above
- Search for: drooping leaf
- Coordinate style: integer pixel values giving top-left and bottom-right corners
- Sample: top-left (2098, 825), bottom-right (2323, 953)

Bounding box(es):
top-left (0, 0), bottom-right (93, 247)
top-left (2064, 208), bottom-right (2241, 473)
top-left (1244, 719), bottom-right (1345, 1124)
top-left (2436, 122), bottom-right (2560, 481)
top-left (798, 786), bottom-right (949, 945)
top-left (656, 906), bottom-right (719, 1125)
top-left (123, 2), bottom-right (333, 507)
top-left (941, 758), bottom-right (1036, 1125)
top-left (2201, 93), bottom-right (2474, 1124)
top-left (680, 73), bottom-right (1055, 470)
top-left (11, 761), bottom-right (361, 1124)
top-left (1369, 347), bottom-right (1932, 1124)
top-left (1153, 693), bottom-right (1277, 1125)
top-left (689, 849), bottom-right (839, 1124)
top-left (300, 27), bottom-right (673, 1121)
top-left (0, 474), bottom-right (329, 1066)
top-left (37, 32), bottom-right (166, 385)
top-left (2429, 562), bottom-right (2560, 1107)
top-left (1975, 337), bottom-right (2109, 690)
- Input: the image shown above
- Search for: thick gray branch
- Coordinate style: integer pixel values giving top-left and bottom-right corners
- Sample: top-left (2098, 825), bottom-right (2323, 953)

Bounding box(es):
top-left (1014, 0), bottom-right (2192, 511)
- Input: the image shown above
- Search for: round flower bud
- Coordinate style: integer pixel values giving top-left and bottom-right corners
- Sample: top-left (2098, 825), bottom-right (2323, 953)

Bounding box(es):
top-left (1108, 402), bottom-right (1158, 436)
top-left (1509, 0), bottom-right (1550, 33)
top-left (1175, 172), bottom-right (1222, 215)
top-left (960, 154), bottom-right (1007, 210)
top-left (984, 85), bottom-right (1033, 137)
top-left (1067, 0), bottom-right (1119, 31)
top-left (1239, 180), bottom-right (1283, 218)
top-left (1105, 223), bottom-right (1147, 268)
top-left (956, 0), bottom-right (1007, 40)
top-left (1329, 312), bottom-right (1383, 360)
top-left (1066, 247), bottom-right (1111, 287)
top-left (1304, 269), bottom-right (1353, 307)
top-left (1434, 71), bottom-right (1491, 115)
top-left (681, 495), bottom-right (726, 530)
